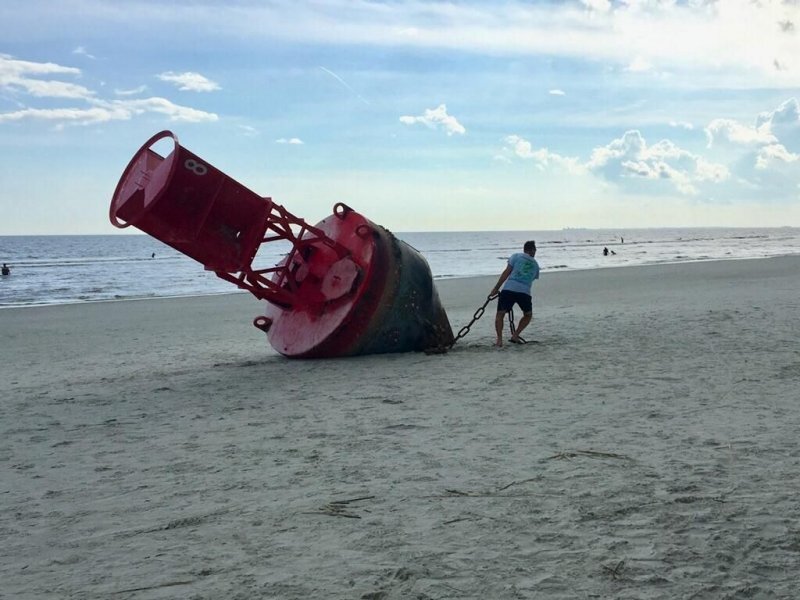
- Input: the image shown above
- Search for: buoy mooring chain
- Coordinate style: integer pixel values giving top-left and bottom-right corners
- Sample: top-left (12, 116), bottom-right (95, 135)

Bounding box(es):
top-left (424, 293), bottom-right (519, 354)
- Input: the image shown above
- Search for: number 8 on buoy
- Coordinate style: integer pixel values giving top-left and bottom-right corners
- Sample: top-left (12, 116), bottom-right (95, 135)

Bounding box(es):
top-left (184, 159), bottom-right (207, 175)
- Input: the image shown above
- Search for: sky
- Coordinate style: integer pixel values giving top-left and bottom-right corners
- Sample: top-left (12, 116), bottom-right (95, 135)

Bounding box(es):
top-left (1, 0), bottom-right (800, 235)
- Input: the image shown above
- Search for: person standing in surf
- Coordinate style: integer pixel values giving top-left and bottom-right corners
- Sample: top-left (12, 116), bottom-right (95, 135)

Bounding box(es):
top-left (490, 240), bottom-right (539, 347)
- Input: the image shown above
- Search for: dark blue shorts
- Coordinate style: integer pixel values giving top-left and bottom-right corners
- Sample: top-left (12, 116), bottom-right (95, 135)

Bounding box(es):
top-left (497, 290), bottom-right (532, 314)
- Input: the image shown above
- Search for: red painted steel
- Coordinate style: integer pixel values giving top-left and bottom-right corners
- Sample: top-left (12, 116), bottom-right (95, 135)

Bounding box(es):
top-left (110, 131), bottom-right (453, 357)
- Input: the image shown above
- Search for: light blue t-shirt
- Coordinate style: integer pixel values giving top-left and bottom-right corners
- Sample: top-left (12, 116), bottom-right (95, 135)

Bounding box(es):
top-left (502, 253), bottom-right (540, 295)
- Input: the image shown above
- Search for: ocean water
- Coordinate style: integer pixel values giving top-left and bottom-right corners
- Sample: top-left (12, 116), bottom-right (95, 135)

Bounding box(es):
top-left (1, 227), bottom-right (799, 308)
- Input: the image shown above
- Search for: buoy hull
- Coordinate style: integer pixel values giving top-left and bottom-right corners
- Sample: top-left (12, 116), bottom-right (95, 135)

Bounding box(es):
top-left (264, 210), bottom-right (453, 358)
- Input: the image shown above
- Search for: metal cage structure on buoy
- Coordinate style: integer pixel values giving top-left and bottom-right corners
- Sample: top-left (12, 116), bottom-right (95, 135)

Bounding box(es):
top-left (109, 131), bottom-right (454, 358)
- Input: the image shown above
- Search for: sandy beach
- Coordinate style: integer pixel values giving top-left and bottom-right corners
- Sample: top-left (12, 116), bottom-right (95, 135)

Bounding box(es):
top-left (2, 256), bottom-right (800, 599)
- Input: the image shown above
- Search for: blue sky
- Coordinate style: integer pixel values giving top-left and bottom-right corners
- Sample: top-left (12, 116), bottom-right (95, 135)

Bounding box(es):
top-left (1, 0), bottom-right (800, 234)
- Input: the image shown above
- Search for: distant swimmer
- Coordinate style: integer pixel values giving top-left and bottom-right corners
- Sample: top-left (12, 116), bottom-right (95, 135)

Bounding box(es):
top-left (1, 263), bottom-right (10, 276)
top-left (151, 252), bottom-right (156, 258)
top-left (603, 247), bottom-right (609, 256)
top-left (620, 237), bottom-right (624, 244)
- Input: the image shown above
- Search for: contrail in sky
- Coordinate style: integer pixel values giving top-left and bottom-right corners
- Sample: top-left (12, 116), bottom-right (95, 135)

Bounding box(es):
top-left (318, 66), bottom-right (370, 106)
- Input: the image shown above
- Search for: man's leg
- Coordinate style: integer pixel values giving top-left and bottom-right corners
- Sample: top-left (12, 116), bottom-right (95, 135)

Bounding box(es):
top-left (512, 312), bottom-right (532, 340)
top-left (494, 311), bottom-right (507, 346)
top-left (511, 294), bottom-right (534, 341)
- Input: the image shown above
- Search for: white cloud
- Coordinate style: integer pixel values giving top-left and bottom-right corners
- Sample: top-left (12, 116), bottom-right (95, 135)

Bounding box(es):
top-left (549, 89), bottom-right (565, 96)
top-left (502, 99), bottom-right (799, 199)
top-left (620, 158), bottom-right (697, 194)
top-left (502, 135), bottom-right (586, 174)
top-left (504, 134), bottom-right (536, 159)
top-left (0, 55), bottom-right (218, 127)
top-left (0, 106), bottom-right (129, 125)
top-left (276, 137), bottom-right (303, 144)
top-left (587, 130), bottom-right (729, 195)
top-left (756, 97), bottom-right (800, 152)
top-left (400, 104), bottom-right (466, 136)
top-left (0, 55), bottom-right (80, 79)
top-left (694, 157), bottom-right (730, 183)
top-left (93, 1), bottom-right (800, 86)
top-left (670, 121), bottom-right (694, 130)
top-left (699, 98), bottom-right (800, 197)
top-left (0, 55), bottom-right (91, 99)
top-left (114, 85), bottom-right (147, 96)
top-left (605, 140), bottom-right (730, 193)
top-left (587, 130), bottom-right (644, 170)
top-left (755, 143), bottom-right (800, 169)
top-left (0, 97), bottom-right (218, 125)
top-left (17, 2), bottom-right (800, 87)
top-left (705, 118), bottom-right (775, 147)
top-left (12, 79), bottom-right (94, 99)
top-left (72, 46), bottom-right (96, 59)
top-left (157, 71), bottom-right (221, 92)
top-left (115, 97), bottom-right (218, 122)
top-left (239, 124), bottom-right (259, 137)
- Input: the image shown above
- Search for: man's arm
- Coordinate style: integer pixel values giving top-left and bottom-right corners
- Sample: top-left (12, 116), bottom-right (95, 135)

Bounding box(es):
top-left (491, 265), bottom-right (513, 296)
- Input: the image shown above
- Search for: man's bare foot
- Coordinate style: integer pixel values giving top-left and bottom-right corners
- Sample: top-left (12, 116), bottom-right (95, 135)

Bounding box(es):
top-left (494, 340), bottom-right (503, 347)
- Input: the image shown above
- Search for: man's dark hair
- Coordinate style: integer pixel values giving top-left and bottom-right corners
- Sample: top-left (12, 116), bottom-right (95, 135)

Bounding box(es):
top-left (523, 240), bottom-right (536, 253)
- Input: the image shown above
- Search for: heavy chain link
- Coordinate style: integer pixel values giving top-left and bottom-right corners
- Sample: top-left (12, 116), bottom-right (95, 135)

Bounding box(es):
top-left (452, 293), bottom-right (498, 345)
top-left (425, 293), bottom-right (522, 354)
top-left (507, 306), bottom-right (517, 338)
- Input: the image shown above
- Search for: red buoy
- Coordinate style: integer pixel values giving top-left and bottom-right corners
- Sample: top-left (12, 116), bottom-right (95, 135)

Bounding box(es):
top-left (110, 131), bottom-right (453, 357)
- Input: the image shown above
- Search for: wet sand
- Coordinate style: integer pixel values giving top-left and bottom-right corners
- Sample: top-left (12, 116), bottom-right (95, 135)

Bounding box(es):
top-left (2, 256), bottom-right (800, 599)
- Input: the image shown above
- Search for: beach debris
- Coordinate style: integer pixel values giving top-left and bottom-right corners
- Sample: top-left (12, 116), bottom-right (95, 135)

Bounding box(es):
top-left (136, 510), bottom-right (228, 533)
top-left (439, 478), bottom-right (541, 498)
top-left (303, 495), bottom-right (375, 519)
top-left (111, 578), bottom-right (201, 595)
top-left (109, 131), bottom-right (453, 358)
top-left (360, 567), bottom-right (423, 600)
top-left (442, 516), bottom-right (471, 525)
top-left (547, 449), bottom-right (632, 461)
top-left (673, 494), bottom-right (727, 504)
top-left (601, 560), bottom-right (626, 580)
top-left (118, 509), bottom-right (231, 538)
top-left (496, 477), bottom-right (540, 491)
top-left (438, 583), bottom-right (468, 595)
top-left (442, 511), bottom-right (507, 525)
top-left (163, 514), bottom-right (210, 530)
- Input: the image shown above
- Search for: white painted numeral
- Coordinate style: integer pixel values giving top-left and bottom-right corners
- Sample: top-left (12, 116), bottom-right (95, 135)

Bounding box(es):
top-left (184, 159), bottom-right (208, 175)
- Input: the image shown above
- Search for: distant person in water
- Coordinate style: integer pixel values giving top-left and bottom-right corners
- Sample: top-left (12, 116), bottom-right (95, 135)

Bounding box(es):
top-left (151, 252), bottom-right (155, 259)
top-left (490, 240), bottom-right (539, 347)
top-left (603, 247), bottom-right (609, 256)
top-left (1, 263), bottom-right (10, 276)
